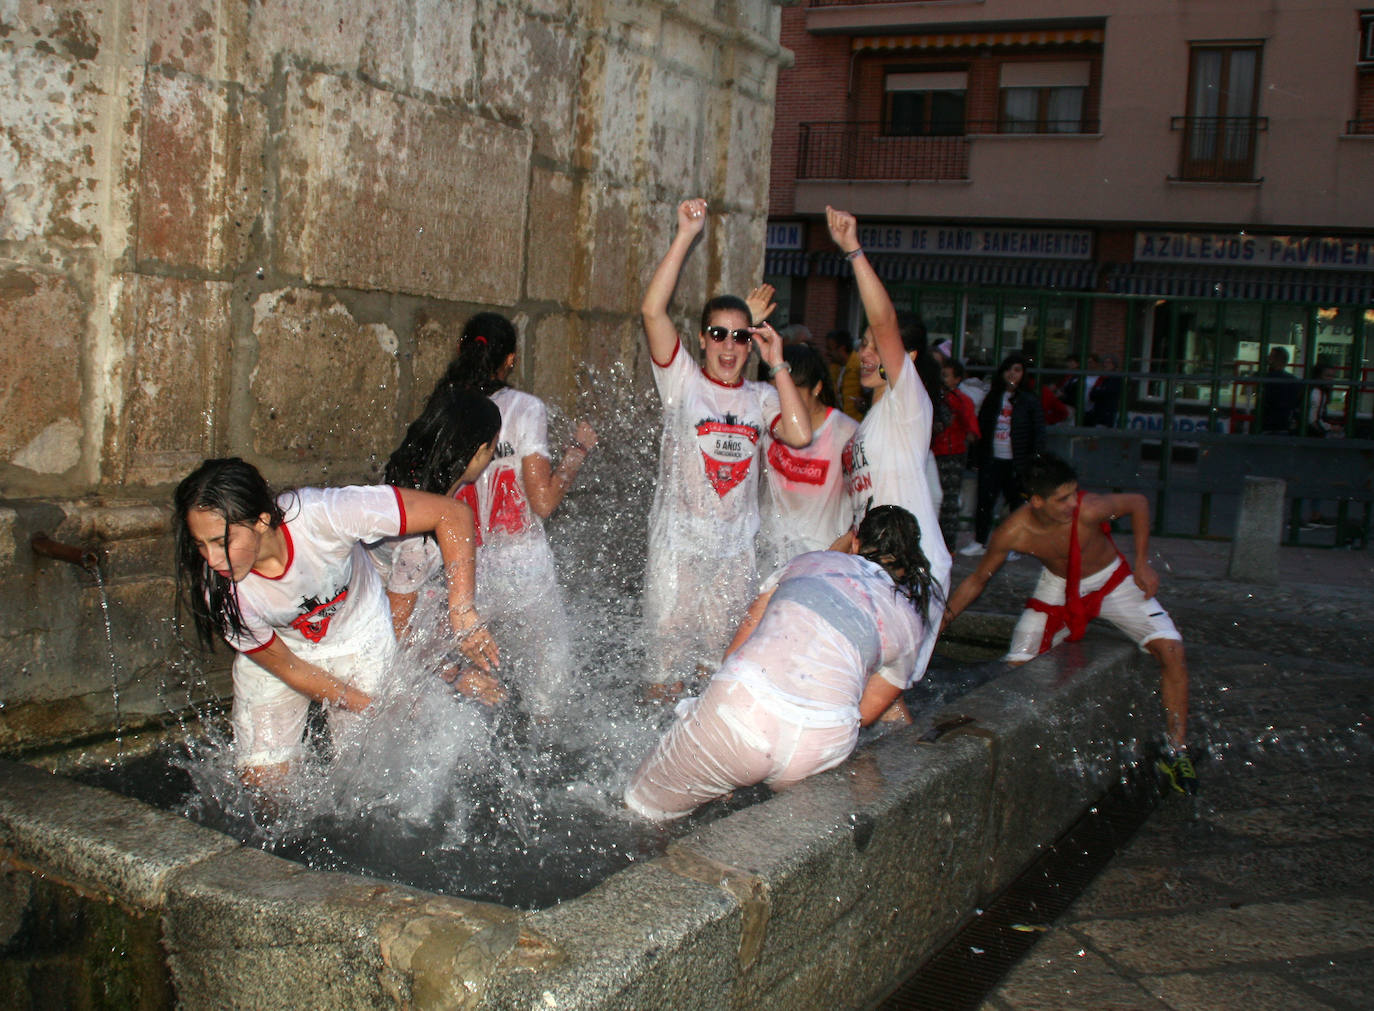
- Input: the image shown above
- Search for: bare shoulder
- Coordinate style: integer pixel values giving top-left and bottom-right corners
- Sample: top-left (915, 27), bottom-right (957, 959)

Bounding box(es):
top-left (992, 505), bottom-right (1034, 549)
top-left (1084, 490), bottom-right (1144, 523)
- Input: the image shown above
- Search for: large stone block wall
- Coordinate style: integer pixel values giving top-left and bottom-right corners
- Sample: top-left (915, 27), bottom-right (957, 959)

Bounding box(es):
top-left (0, 0), bottom-right (788, 749)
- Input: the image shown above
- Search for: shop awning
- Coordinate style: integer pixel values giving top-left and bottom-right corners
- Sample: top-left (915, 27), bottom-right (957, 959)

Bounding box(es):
top-left (853, 27), bottom-right (1103, 53)
top-left (811, 252), bottom-right (1100, 290)
top-left (1107, 264), bottom-right (1374, 303)
top-left (763, 249), bottom-right (811, 277)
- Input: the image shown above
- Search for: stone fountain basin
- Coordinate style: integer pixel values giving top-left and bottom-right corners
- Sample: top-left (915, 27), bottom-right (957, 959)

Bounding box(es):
top-left (0, 632), bottom-right (1153, 1009)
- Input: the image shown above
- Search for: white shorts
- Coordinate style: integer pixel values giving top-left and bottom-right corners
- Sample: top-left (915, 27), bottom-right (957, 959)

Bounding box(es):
top-left (230, 601), bottom-right (398, 770)
top-left (1005, 560), bottom-right (1182, 663)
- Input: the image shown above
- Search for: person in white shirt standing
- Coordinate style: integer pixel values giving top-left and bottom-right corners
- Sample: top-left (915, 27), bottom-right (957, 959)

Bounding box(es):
top-left (640, 198), bottom-right (812, 702)
top-left (758, 341), bottom-right (858, 575)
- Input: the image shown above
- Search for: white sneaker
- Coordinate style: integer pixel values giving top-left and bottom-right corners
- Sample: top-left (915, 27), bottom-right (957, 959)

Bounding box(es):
top-left (958, 541), bottom-right (986, 557)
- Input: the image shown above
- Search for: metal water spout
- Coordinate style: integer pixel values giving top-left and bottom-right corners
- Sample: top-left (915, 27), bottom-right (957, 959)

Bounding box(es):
top-left (30, 532), bottom-right (102, 572)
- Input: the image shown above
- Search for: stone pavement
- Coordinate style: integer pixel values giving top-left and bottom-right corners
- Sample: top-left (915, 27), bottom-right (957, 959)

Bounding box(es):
top-left (958, 537), bottom-right (1374, 1010)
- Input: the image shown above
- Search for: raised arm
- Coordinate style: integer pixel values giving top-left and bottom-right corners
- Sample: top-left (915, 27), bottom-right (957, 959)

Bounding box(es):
top-left (396, 487), bottom-right (498, 671)
top-left (826, 206), bottom-right (902, 381)
top-left (754, 321), bottom-right (812, 448)
top-left (642, 198), bottom-right (708, 366)
top-left (523, 421), bottom-right (598, 519)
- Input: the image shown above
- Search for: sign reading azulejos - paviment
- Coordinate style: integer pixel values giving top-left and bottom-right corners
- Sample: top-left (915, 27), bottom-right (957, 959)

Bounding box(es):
top-left (1135, 232), bottom-right (1374, 272)
top-left (854, 225), bottom-right (1093, 259)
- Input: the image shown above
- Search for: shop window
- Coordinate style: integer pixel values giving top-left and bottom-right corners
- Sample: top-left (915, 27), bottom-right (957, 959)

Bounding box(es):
top-left (1176, 43), bottom-right (1263, 181)
top-left (885, 71), bottom-right (967, 136)
top-left (999, 62), bottom-right (1090, 133)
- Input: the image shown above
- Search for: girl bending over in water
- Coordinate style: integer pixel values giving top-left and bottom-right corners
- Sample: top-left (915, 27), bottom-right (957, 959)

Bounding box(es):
top-left (624, 505), bottom-right (940, 821)
top-left (372, 384), bottom-right (505, 704)
top-left (175, 456), bottom-right (497, 789)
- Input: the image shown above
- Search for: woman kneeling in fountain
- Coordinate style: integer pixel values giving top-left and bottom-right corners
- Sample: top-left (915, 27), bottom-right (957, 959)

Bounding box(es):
top-left (624, 505), bottom-right (940, 821)
top-left (174, 452), bottom-right (499, 790)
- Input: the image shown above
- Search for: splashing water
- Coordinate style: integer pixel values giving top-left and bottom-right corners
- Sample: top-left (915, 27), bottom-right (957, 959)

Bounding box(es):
top-left (155, 364), bottom-right (704, 908)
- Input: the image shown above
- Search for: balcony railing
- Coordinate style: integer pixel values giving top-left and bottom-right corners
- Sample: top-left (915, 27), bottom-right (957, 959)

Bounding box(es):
top-left (795, 120), bottom-right (1101, 181)
top-left (1170, 115), bottom-right (1267, 182)
top-left (797, 122), bottom-right (971, 180)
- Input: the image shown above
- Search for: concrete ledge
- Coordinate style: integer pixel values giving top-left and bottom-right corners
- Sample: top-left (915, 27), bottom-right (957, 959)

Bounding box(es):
top-left (0, 759), bottom-right (237, 908)
top-left (0, 636), bottom-right (1157, 1008)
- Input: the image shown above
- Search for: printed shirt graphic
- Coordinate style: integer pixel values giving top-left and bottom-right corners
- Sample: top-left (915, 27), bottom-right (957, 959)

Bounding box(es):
top-left (761, 407), bottom-right (858, 564)
top-left (224, 485), bottom-right (404, 656)
top-left (993, 392), bottom-right (1014, 459)
top-left (469, 387), bottom-right (549, 542)
top-left (648, 339), bottom-right (780, 558)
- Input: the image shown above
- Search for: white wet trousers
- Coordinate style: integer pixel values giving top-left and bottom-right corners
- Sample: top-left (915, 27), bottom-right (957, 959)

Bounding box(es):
top-left (624, 674), bottom-right (858, 822)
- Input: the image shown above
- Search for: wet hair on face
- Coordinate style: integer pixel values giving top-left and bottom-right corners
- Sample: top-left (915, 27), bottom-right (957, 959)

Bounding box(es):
top-left (173, 457), bottom-right (285, 650)
top-left (855, 504), bottom-right (941, 617)
top-left (699, 294), bottom-right (752, 333)
top-left (385, 385), bottom-right (503, 494)
top-left (1021, 452), bottom-right (1079, 500)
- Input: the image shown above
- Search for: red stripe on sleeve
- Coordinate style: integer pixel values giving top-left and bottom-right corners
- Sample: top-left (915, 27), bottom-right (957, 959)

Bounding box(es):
top-left (242, 631), bottom-right (278, 655)
top-left (650, 337), bottom-right (681, 369)
top-left (391, 485), bottom-right (408, 535)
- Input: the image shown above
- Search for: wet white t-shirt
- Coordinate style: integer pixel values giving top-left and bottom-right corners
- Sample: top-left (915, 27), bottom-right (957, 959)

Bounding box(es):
top-left (840, 355), bottom-right (951, 678)
top-left (721, 550), bottom-right (926, 723)
top-left (760, 407), bottom-right (858, 570)
top-left (226, 486), bottom-right (405, 657)
top-left (648, 340), bottom-right (781, 560)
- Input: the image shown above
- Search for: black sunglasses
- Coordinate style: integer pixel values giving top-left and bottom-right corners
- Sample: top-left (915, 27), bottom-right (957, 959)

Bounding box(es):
top-left (705, 326), bottom-right (753, 346)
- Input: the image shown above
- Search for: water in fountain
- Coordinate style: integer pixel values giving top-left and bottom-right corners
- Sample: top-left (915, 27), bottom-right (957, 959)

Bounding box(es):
top-left (128, 362), bottom-right (726, 908)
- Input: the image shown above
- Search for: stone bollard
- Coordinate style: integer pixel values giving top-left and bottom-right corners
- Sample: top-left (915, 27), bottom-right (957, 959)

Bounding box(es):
top-left (1228, 476), bottom-right (1285, 584)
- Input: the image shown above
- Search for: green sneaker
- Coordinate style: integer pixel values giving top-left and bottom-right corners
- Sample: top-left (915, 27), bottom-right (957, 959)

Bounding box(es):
top-left (1156, 750), bottom-right (1198, 795)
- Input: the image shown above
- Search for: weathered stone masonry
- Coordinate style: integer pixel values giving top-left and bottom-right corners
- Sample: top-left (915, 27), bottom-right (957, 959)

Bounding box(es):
top-left (0, 0), bottom-right (790, 750)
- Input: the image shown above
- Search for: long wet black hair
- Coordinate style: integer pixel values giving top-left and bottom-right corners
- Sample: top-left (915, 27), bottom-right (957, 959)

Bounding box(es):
top-left (897, 312), bottom-right (950, 434)
top-left (440, 312), bottom-right (518, 396)
top-left (855, 504), bottom-right (942, 619)
top-left (783, 342), bottom-right (837, 408)
top-left (174, 457), bottom-right (286, 650)
top-left (384, 385), bottom-right (502, 494)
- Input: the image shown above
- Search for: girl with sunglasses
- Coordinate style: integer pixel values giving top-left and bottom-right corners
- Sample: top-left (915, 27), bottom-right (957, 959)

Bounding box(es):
top-left (625, 505), bottom-right (939, 820)
top-left (830, 206), bottom-right (952, 694)
top-left (639, 198), bottom-right (812, 702)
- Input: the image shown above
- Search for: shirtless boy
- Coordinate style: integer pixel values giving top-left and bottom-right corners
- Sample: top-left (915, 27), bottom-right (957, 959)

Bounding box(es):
top-left (941, 453), bottom-right (1196, 794)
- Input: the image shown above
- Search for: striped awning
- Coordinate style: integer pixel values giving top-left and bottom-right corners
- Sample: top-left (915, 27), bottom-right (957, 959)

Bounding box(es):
top-left (1107, 264), bottom-right (1374, 303)
top-left (853, 27), bottom-right (1103, 53)
top-left (814, 253), bottom-right (1100, 290)
top-left (763, 249), bottom-right (811, 277)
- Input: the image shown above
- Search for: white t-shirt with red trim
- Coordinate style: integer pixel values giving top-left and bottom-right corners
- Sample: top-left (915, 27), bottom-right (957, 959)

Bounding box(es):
top-left (226, 485), bottom-right (405, 657)
top-left (648, 340), bottom-right (781, 560)
top-left (456, 386), bottom-right (560, 610)
top-left (760, 406), bottom-right (858, 571)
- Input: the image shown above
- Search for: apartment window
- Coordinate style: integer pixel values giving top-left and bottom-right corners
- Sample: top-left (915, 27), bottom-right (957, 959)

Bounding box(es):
top-left (885, 71), bottom-right (967, 136)
top-left (1179, 43), bottom-right (1263, 180)
top-left (1360, 12), bottom-right (1374, 63)
top-left (999, 62), bottom-right (1090, 133)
